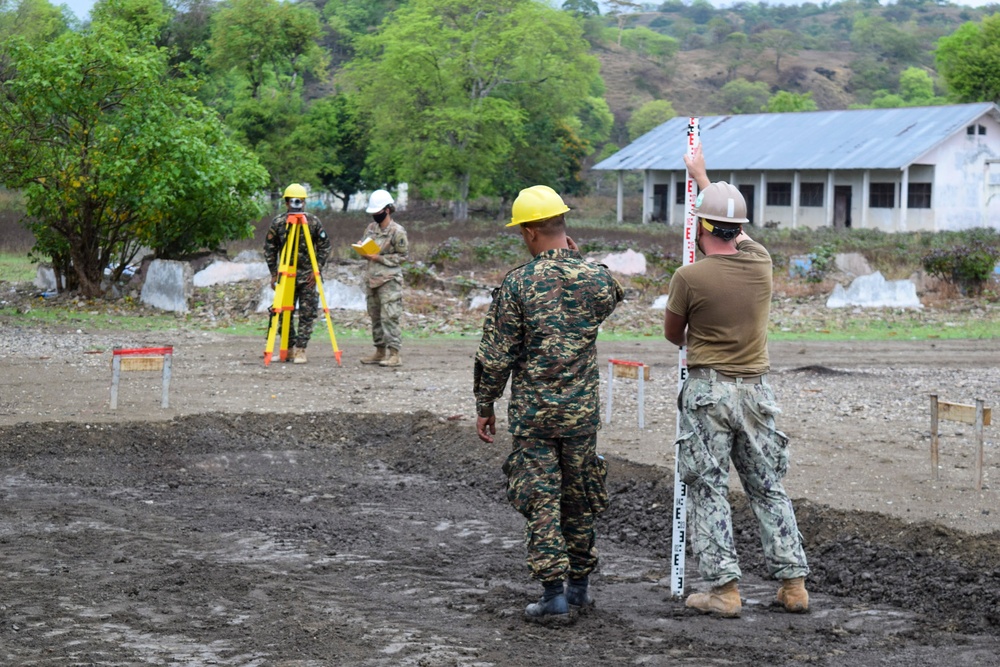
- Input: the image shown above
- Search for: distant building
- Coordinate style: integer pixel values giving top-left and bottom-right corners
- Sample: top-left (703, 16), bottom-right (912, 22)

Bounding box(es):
top-left (594, 103), bottom-right (1000, 231)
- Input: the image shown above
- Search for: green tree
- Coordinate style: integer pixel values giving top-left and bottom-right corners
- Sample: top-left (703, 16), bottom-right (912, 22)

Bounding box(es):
top-left (898, 66), bottom-right (936, 104)
top-left (757, 28), bottom-right (800, 74)
top-left (562, 0), bottom-right (599, 16)
top-left (627, 99), bottom-right (676, 141)
top-left (0, 21), bottom-right (267, 295)
top-left (324, 0), bottom-right (401, 43)
top-left (348, 0), bottom-right (599, 221)
top-left (293, 94), bottom-right (372, 211)
top-left (0, 0), bottom-right (68, 44)
top-left (620, 25), bottom-right (678, 64)
top-left (713, 78), bottom-right (769, 114)
top-left (936, 14), bottom-right (1000, 103)
top-left (850, 13), bottom-right (922, 62)
top-left (766, 90), bottom-right (818, 112)
top-left (208, 0), bottom-right (327, 99)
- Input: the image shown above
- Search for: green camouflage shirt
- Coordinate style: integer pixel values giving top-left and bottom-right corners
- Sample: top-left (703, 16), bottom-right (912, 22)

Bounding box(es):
top-left (362, 220), bottom-right (408, 288)
top-left (474, 248), bottom-right (624, 438)
top-left (264, 212), bottom-right (331, 278)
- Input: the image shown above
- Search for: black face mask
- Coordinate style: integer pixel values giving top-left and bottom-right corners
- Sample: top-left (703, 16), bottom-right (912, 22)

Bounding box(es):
top-left (372, 210), bottom-right (388, 224)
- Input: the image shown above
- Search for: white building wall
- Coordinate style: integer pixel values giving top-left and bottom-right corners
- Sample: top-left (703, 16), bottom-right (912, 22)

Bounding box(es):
top-left (914, 113), bottom-right (1000, 230)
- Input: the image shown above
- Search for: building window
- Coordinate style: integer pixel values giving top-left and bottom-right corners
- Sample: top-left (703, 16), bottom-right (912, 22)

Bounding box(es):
top-left (907, 182), bottom-right (931, 209)
top-left (800, 182), bottom-right (824, 207)
top-left (979, 124), bottom-right (987, 135)
top-left (767, 182), bottom-right (791, 206)
top-left (968, 125), bottom-right (976, 135)
top-left (869, 182), bottom-right (895, 208)
top-left (675, 185), bottom-right (685, 204)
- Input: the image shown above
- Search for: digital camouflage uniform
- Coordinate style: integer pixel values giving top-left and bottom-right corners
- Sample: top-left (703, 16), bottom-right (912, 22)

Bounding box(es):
top-left (475, 248), bottom-right (624, 583)
top-left (669, 238), bottom-right (809, 587)
top-left (677, 373), bottom-right (809, 585)
top-left (362, 220), bottom-right (408, 351)
top-left (264, 211), bottom-right (331, 350)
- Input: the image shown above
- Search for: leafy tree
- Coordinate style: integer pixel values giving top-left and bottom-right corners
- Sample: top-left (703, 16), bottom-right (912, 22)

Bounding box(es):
top-left (606, 0), bottom-right (641, 45)
top-left (562, 0), bottom-right (599, 16)
top-left (0, 0), bottom-right (69, 46)
top-left (620, 25), bottom-right (678, 64)
top-left (627, 99), bottom-right (676, 141)
top-left (850, 13), bottom-right (922, 62)
top-left (574, 95), bottom-right (614, 147)
top-left (208, 0), bottom-right (327, 99)
top-left (935, 14), bottom-right (1000, 103)
top-left (712, 78), bottom-right (769, 114)
top-left (766, 90), bottom-right (818, 112)
top-left (757, 28), bottom-right (800, 74)
top-left (348, 0), bottom-right (599, 221)
top-left (719, 31), bottom-right (760, 82)
top-left (324, 0), bottom-right (402, 43)
top-left (294, 94), bottom-right (372, 211)
top-left (0, 19), bottom-right (267, 295)
top-left (898, 66), bottom-right (936, 103)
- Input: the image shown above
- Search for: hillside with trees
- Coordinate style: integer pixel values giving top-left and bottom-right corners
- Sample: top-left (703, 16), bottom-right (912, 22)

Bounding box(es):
top-left (2, 0), bottom-right (1000, 294)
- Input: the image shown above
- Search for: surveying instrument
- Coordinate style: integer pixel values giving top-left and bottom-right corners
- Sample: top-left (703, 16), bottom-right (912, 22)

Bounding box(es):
top-left (263, 210), bottom-right (342, 366)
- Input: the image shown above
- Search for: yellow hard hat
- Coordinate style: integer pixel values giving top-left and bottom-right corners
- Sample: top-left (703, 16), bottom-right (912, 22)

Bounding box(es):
top-left (507, 185), bottom-right (570, 227)
top-left (283, 183), bottom-right (307, 199)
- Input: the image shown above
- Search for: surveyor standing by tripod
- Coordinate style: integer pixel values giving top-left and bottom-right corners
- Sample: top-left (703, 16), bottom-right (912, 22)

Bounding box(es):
top-left (264, 183), bottom-right (331, 365)
top-left (358, 189), bottom-right (408, 368)
top-left (665, 145), bottom-right (809, 618)
top-left (475, 185), bottom-right (623, 620)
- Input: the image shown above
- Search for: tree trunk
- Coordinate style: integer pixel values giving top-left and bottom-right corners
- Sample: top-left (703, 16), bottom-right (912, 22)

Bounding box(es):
top-left (452, 172), bottom-right (471, 222)
top-left (68, 238), bottom-right (104, 297)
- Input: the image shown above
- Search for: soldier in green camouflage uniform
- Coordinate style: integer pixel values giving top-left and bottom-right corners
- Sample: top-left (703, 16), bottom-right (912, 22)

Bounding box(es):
top-left (357, 189), bottom-right (408, 368)
top-left (475, 185), bottom-right (624, 620)
top-left (665, 147), bottom-right (809, 619)
top-left (264, 184), bottom-right (331, 364)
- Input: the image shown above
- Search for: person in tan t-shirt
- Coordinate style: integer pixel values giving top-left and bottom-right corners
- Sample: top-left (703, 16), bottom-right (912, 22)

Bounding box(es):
top-left (665, 145), bottom-right (810, 619)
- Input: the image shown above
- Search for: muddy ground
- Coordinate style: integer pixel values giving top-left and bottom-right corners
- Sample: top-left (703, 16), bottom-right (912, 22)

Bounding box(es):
top-left (2, 331), bottom-right (1000, 665)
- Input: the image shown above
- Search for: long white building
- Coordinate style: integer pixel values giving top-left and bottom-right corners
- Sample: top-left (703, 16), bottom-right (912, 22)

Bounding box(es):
top-left (594, 103), bottom-right (1000, 231)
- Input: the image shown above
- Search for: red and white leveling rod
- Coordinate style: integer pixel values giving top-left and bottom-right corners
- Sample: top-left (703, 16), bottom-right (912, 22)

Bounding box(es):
top-left (670, 117), bottom-right (700, 599)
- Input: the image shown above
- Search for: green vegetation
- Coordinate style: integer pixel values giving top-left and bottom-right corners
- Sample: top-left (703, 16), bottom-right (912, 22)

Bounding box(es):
top-left (0, 252), bottom-right (35, 282)
top-left (3, 0), bottom-right (1000, 300)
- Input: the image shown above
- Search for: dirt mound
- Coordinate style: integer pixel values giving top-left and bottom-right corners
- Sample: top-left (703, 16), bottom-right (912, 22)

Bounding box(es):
top-left (2, 412), bottom-right (999, 665)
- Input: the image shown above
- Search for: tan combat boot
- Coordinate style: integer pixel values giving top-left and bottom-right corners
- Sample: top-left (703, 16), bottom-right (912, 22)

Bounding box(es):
top-left (285, 347), bottom-right (297, 363)
top-left (360, 346), bottom-right (386, 365)
top-left (379, 348), bottom-right (401, 367)
top-left (776, 577), bottom-right (809, 613)
top-left (292, 347), bottom-right (307, 364)
top-left (685, 580), bottom-right (741, 618)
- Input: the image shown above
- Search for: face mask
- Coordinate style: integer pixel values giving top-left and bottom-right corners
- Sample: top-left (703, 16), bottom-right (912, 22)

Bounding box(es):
top-left (372, 210), bottom-right (388, 224)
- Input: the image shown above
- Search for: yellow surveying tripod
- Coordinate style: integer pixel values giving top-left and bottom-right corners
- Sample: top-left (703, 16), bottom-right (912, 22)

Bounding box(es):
top-left (264, 212), bottom-right (342, 366)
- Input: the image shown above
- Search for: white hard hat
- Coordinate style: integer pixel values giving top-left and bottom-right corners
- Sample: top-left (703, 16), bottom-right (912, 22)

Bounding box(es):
top-left (365, 189), bottom-right (394, 213)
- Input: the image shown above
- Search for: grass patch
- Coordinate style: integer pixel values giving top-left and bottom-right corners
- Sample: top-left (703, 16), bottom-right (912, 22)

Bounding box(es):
top-left (0, 253), bottom-right (36, 283)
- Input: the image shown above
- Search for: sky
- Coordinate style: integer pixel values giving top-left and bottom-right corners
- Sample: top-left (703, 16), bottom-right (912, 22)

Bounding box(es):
top-left (61, 0), bottom-right (997, 23)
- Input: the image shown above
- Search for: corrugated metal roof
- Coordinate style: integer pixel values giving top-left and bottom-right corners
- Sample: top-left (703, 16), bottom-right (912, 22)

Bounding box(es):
top-left (593, 103), bottom-right (1000, 172)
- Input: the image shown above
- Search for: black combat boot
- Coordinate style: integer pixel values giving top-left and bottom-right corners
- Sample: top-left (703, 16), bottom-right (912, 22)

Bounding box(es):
top-left (525, 580), bottom-right (569, 619)
top-left (566, 576), bottom-right (594, 608)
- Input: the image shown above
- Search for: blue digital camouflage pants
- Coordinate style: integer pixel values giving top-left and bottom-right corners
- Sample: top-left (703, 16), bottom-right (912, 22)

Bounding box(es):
top-left (365, 280), bottom-right (403, 350)
top-left (503, 433), bottom-right (609, 584)
top-left (676, 373), bottom-right (809, 586)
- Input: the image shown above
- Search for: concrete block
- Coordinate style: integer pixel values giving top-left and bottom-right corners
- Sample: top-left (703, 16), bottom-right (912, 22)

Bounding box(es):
top-left (826, 271), bottom-right (922, 309)
top-left (835, 252), bottom-right (873, 277)
top-left (257, 278), bottom-right (366, 313)
top-left (601, 249), bottom-right (647, 276)
top-left (194, 260), bottom-right (271, 287)
top-left (34, 264), bottom-right (65, 291)
top-left (141, 260), bottom-right (192, 313)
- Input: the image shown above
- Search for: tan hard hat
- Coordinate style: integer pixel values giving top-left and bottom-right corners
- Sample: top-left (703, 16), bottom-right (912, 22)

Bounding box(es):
top-left (695, 181), bottom-right (749, 224)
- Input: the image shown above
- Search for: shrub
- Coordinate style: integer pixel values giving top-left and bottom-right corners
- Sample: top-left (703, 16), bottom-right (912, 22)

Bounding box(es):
top-left (428, 237), bottom-right (465, 269)
top-left (922, 245), bottom-right (1000, 296)
top-left (805, 243), bottom-right (837, 283)
top-left (472, 234), bottom-right (522, 266)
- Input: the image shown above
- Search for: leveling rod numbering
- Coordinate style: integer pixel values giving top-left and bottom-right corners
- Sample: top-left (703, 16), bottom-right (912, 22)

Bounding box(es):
top-left (671, 117), bottom-right (700, 599)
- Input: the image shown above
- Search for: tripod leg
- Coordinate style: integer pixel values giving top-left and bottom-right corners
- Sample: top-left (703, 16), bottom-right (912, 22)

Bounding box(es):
top-left (278, 222), bottom-right (300, 361)
top-left (264, 219), bottom-right (297, 365)
top-left (302, 222), bottom-right (342, 365)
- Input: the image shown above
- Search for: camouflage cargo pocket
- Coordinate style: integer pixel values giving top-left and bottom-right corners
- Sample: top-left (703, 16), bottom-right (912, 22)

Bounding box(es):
top-left (584, 454), bottom-right (610, 515)
top-left (675, 431), bottom-right (719, 485)
top-left (502, 449), bottom-right (531, 517)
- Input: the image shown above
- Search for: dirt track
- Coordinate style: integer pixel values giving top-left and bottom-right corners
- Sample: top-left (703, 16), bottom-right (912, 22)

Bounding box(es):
top-left (2, 333), bottom-right (1000, 665)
